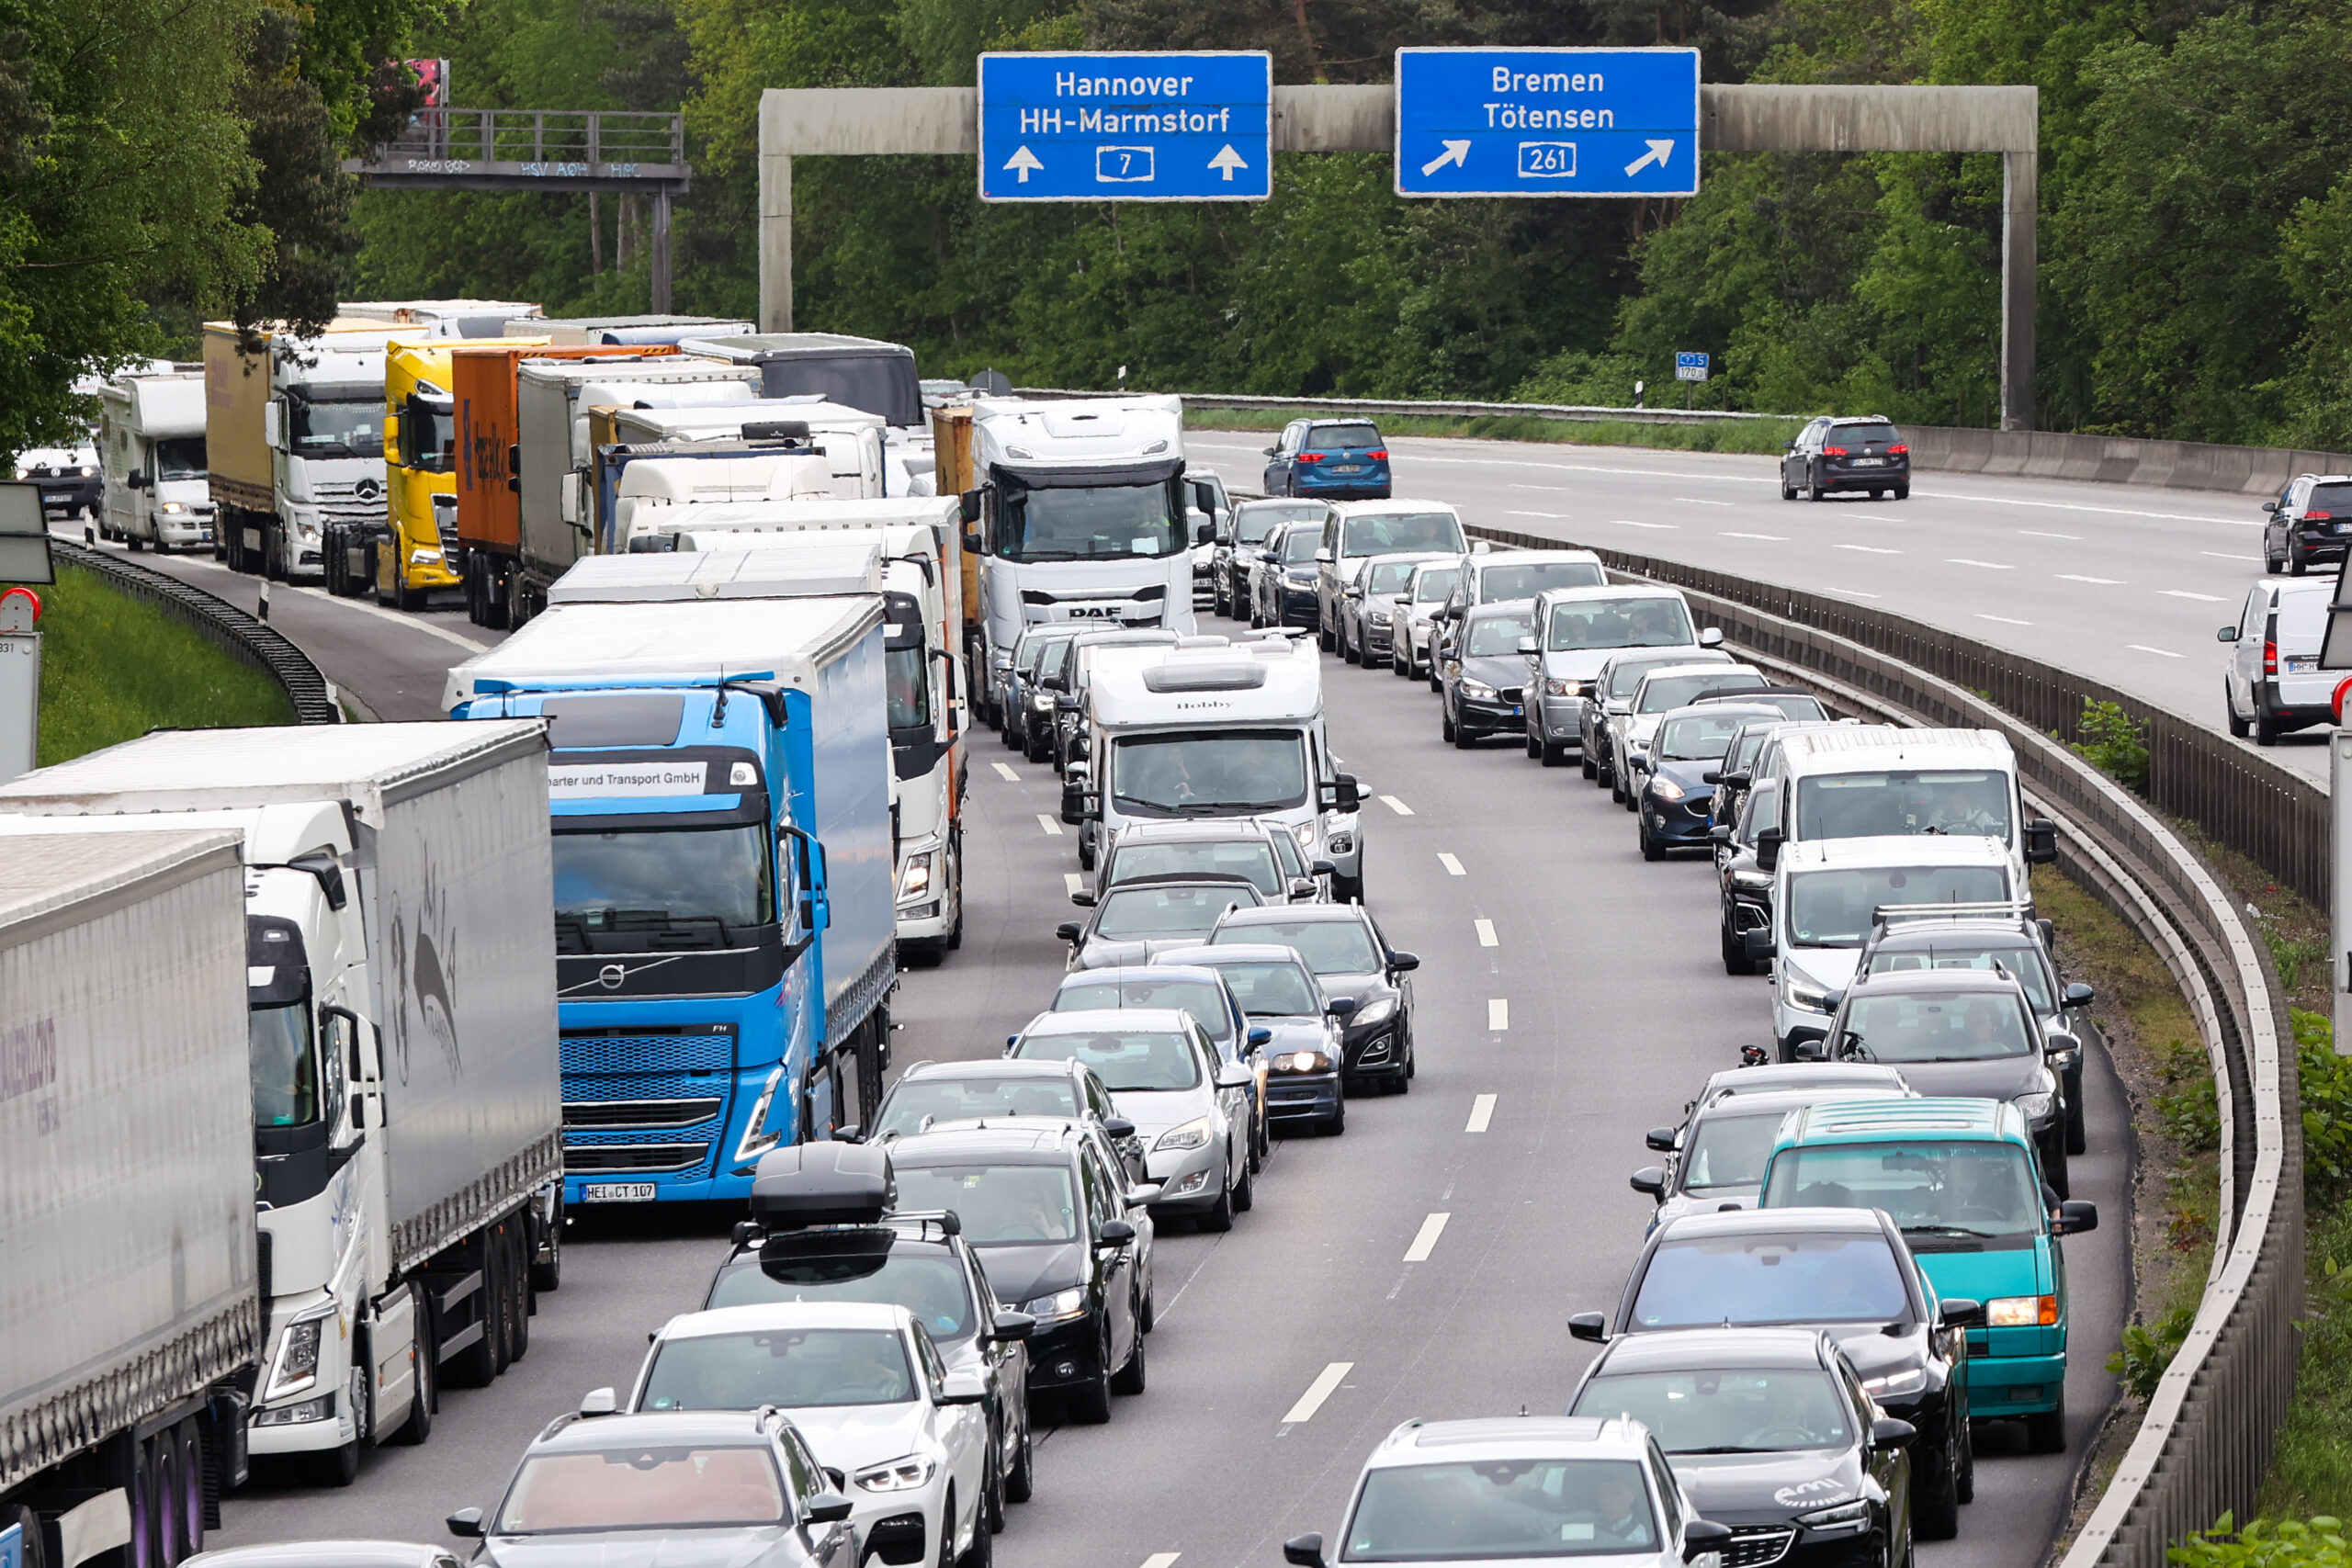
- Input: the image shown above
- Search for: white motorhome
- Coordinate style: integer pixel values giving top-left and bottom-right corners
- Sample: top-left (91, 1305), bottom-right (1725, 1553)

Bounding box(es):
top-left (1758, 726), bottom-right (2057, 890)
top-left (966, 396), bottom-right (1204, 674)
top-left (96, 368), bottom-right (215, 550)
top-left (1069, 635), bottom-right (1368, 901)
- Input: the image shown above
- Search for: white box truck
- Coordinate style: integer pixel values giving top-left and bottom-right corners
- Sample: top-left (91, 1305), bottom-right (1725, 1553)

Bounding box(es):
top-left (1, 829), bottom-right (258, 1568)
top-left (0, 722), bottom-right (564, 1489)
top-left (96, 369), bottom-right (217, 551)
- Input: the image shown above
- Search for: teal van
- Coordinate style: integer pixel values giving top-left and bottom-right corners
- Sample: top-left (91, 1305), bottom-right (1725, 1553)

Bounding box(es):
top-left (1757, 1097), bottom-right (2098, 1451)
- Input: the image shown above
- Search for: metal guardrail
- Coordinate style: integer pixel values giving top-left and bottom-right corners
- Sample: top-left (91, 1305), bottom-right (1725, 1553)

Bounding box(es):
top-left (1473, 522), bottom-right (2301, 1568)
top-left (53, 542), bottom-right (341, 725)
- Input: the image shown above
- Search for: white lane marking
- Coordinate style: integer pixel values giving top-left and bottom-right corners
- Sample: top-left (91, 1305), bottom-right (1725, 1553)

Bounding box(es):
top-left (1037, 814), bottom-right (1063, 837)
top-left (1066, 873), bottom-right (1085, 896)
top-left (1915, 491), bottom-right (2244, 525)
top-left (992, 761), bottom-right (1021, 782)
top-left (1282, 1362), bottom-right (1354, 1424)
top-left (1609, 519), bottom-right (1678, 530)
top-left (2203, 551), bottom-right (2261, 562)
top-left (1438, 852), bottom-right (1465, 876)
top-left (2057, 574), bottom-right (2124, 584)
top-left (1835, 544), bottom-right (1902, 555)
top-left (1510, 510), bottom-right (1568, 520)
top-left (1381, 795), bottom-right (1415, 816)
top-left (1475, 918), bottom-right (1498, 947)
top-left (1672, 497), bottom-right (1732, 506)
top-left (1947, 558), bottom-right (2014, 570)
top-left (1488, 998), bottom-right (1510, 1031)
top-left (1977, 614), bottom-right (2032, 626)
top-left (1466, 1094), bottom-right (1498, 1133)
top-left (2129, 644), bottom-right (2183, 659)
top-left (1403, 1213), bottom-right (1453, 1263)
top-left (2019, 530), bottom-right (2084, 540)
top-left (1825, 588), bottom-right (1883, 599)
top-left (129, 547), bottom-right (496, 653)
top-left (1140, 1556), bottom-right (1182, 1568)
top-left (1723, 532), bottom-right (1786, 541)
top-left (2159, 590), bottom-right (2225, 602)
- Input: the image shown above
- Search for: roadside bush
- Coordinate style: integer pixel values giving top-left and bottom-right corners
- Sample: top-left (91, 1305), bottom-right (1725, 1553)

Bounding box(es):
top-left (2298, 1011), bottom-right (2352, 1202)
top-left (2073, 698), bottom-right (2151, 792)
top-left (2109, 1303), bottom-right (2199, 1401)
top-left (2174, 1516), bottom-right (2352, 1568)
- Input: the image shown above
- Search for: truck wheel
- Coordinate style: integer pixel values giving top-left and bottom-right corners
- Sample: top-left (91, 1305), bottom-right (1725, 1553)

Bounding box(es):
top-left (531, 1197), bottom-right (564, 1293)
top-left (390, 1283), bottom-right (435, 1444)
top-left (312, 1358), bottom-right (367, 1488)
top-left (175, 1420), bottom-right (204, 1558)
top-left (7, 1505), bottom-right (48, 1568)
top-left (266, 523), bottom-right (288, 582)
top-left (394, 558), bottom-right (423, 613)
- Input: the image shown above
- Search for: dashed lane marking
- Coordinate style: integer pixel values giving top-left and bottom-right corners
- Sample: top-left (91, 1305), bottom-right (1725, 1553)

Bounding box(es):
top-left (1438, 852), bottom-right (1465, 876)
top-left (1466, 1094), bottom-right (1497, 1133)
top-left (1947, 558), bottom-right (2014, 570)
top-left (1037, 815), bottom-right (1063, 837)
top-left (1723, 532), bottom-right (1786, 541)
top-left (1281, 1362), bottom-right (1354, 1425)
top-left (2159, 590), bottom-right (2225, 602)
top-left (2057, 575), bottom-right (2123, 584)
top-left (1835, 544), bottom-right (1902, 555)
top-left (2128, 645), bottom-right (2183, 659)
top-left (1141, 1557), bottom-right (1182, 1568)
top-left (2019, 530), bottom-right (2083, 540)
top-left (1066, 873), bottom-right (1084, 896)
top-left (992, 761), bottom-right (1021, 783)
top-left (1977, 615), bottom-right (2032, 626)
top-left (1475, 918), bottom-right (1498, 947)
top-left (1488, 998), bottom-right (1509, 1031)
top-left (1403, 1213), bottom-right (1452, 1263)
top-left (1609, 520), bottom-right (1678, 529)
top-left (1381, 795), bottom-right (1414, 816)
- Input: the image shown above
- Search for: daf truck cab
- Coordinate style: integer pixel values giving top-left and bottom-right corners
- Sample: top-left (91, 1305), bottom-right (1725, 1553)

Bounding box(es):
top-left (97, 368), bottom-right (215, 550)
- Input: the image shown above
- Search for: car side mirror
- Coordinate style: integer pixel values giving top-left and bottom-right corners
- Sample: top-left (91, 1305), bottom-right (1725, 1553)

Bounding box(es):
top-left (1871, 1416), bottom-right (1917, 1448)
top-left (992, 1310), bottom-right (1036, 1342)
top-left (2263, 500), bottom-right (2279, 513)
top-left (2043, 1029), bottom-right (2081, 1059)
top-left (1646, 1126), bottom-right (1678, 1153)
top-left (1249, 1026), bottom-right (1272, 1046)
top-left (1630, 1166), bottom-right (1667, 1198)
top-left (1939, 1296), bottom-right (1984, 1328)
top-left (1702, 770), bottom-right (1721, 784)
top-left (1344, 583), bottom-right (1364, 599)
top-left (1516, 636), bottom-right (1537, 656)
top-left (1069, 888), bottom-right (1096, 907)
top-left (1104, 1116), bottom-right (1136, 1138)
top-left (833, 1123), bottom-right (864, 1144)
top-left (1216, 1064), bottom-right (1256, 1089)
top-left (579, 1386), bottom-right (617, 1417)
top-left (1055, 921), bottom-right (1082, 943)
top-left (1708, 824), bottom-right (1732, 845)
top-left (2218, 625), bottom-right (2239, 643)
top-left (1567, 1312), bottom-right (1608, 1344)
top-left (1100, 1218), bottom-right (1138, 1246)
top-left (1327, 997), bottom-right (1358, 1018)
top-left (1742, 928), bottom-right (1773, 960)
top-left (1793, 1038), bottom-right (1829, 1062)
top-left (2053, 1200), bottom-right (2099, 1235)
top-left (1314, 547), bottom-right (1333, 564)
top-left (1755, 826), bottom-right (1783, 872)
top-left (1683, 1521), bottom-right (1735, 1562)
top-left (804, 1490), bottom-right (855, 1526)
top-left (446, 1509), bottom-right (485, 1540)
top-left (2024, 817), bottom-right (2058, 865)
top-left (1263, 446), bottom-right (1279, 457)
top-left (1699, 627), bottom-right (1724, 648)
top-left (1388, 951), bottom-right (1419, 973)
top-left (1284, 1534), bottom-right (1329, 1568)
top-left (939, 1369), bottom-right (989, 1405)
top-left (2064, 982), bottom-right (2095, 1007)
top-left (1309, 859), bottom-right (1337, 876)
top-left (1125, 1182), bottom-right (1164, 1205)
top-left (1288, 877), bottom-right (1320, 901)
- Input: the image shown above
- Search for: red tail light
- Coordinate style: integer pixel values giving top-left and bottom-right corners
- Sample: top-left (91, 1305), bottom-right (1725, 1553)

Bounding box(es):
top-left (2309, 510), bottom-right (2334, 521)
top-left (1888, 444), bottom-right (1909, 455)
top-left (1297, 452), bottom-right (1324, 463)
top-left (1822, 446), bottom-right (1849, 456)
top-left (1366, 450), bottom-right (1388, 460)
top-left (2265, 640), bottom-right (2278, 676)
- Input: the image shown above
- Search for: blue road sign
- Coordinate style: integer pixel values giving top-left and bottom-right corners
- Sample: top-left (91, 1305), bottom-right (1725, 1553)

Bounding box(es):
top-left (1675, 351), bottom-right (1711, 381)
top-left (1394, 48), bottom-right (1701, 199)
top-left (978, 51), bottom-right (1272, 203)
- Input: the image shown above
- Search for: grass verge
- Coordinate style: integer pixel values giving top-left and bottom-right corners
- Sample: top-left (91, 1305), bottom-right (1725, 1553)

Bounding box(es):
top-left (1185, 405), bottom-right (1806, 457)
top-left (35, 563), bottom-right (293, 764)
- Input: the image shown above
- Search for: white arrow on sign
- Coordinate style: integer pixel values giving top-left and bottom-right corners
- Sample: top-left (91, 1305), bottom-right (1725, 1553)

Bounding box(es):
top-left (1419, 140), bottom-right (1471, 176)
top-left (1003, 145), bottom-right (1045, 184)
top-left (1208, 144), bottom-right (1250, 181)
top-left (1623, 139), bottom-right (1673, 177)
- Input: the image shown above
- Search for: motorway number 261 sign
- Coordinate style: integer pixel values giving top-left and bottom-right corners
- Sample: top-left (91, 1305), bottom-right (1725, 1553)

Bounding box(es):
top-left (1394, 47), bottom-right (1702, 199)
top-left (978, 51), bottom-right (1273, 202)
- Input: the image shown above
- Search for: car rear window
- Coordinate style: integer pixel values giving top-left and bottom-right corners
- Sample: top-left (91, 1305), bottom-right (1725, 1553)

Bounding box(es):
top-left (1307, 423), bottom-right (1381, 450)
top-left (1107, 840), bottom-right (1283, 895)
top-left (2307, 481), bottom-right (2352, 513)
top-left (1236, 502), bottom-right (1319, 542)
top-left (1478, 559), bottom-right (1605, 601)
top-left (706, 1252), bottom-right (975, 1338)
top-left (1867, 942), bottom-right (2053, 1010)
top-left (1015, 1028), bottom-right (1203, 1090)
top-left (1214, 918), bottom-right (1380, 975)
top-left (1830, 423), bottom-right (1901, 446)
top-left (1365, 558), bottom-right (1422, 595)
top-left (640, 1327), bottom-right (916, 1411)
top-left (497, 1446), bottom-right (786, 1532)
top-left (1411, 566), bottom-right (1462, 603)
top-left (1630, 1233), bottom-right (1910, 1327)
top-left (1607, 654), bottom-right (1711, 699)
top-left (1056, 976), bottom-right (1230, 1039)
top-left (1343, 512), bottom-right (1464, 556)
top-left (2278, 587), bottom-right (2331, 644)
top-left (875, 1077), bottom-right (1080, 1136)
top-left (1637, 670), bottom-right (1763, 713)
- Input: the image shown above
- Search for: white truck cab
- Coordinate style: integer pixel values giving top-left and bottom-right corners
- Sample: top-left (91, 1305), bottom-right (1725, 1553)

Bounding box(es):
top-left (97, 368), bottom-right (216, 550)
top-left (605, 400), bottom-right (895, 502)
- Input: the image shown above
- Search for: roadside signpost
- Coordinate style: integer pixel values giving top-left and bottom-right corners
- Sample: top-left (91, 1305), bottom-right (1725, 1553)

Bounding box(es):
top-left (978, 51), bottom-right (1272, 201)
top-left (1393, 47), bottom-right (1701, 198)
top-left (1675, 351), bottom-right (1711, 381)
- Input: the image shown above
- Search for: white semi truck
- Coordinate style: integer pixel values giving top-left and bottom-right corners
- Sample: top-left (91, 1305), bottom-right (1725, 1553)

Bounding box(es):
top-left (96, 367), bottom-right (217, 551)
top-left (2, 829), bottom-right (259, 1568)
top-left (0, 722), bottom-right (565, 1489)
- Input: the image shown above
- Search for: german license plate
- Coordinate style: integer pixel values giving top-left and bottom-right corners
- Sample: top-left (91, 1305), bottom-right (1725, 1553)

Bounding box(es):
top-left (2289, 657), bottom-right (2317, 671)
top-left (42, 492), bottom-right (71, 504)
top-left (1332, 465), bottom-right (1363, 474)
top-left (1851, 457), bottom-right (1883, 466)
top-left (1510, 705), bottom-right (1524, 717)
top-left (582, 1182), bottom-right (658, 1202)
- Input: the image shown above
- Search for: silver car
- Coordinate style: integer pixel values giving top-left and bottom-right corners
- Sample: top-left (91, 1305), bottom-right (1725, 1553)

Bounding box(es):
top-left (1522, 584), bottom-right (1722, 766)
top-left (1579, 647), bottom-right (1736, 787)
top-left (1631, 1083), bottom-right (1917, 1232)
top-left (1009, 1008), bottom-right (1256, 1231)
top-left (1339, 550), bottom-right (1458, 669)
top-left (1392, 558), bottom-right (1465, 681)
top-left (1606, 661), bottom-right (1767, 808)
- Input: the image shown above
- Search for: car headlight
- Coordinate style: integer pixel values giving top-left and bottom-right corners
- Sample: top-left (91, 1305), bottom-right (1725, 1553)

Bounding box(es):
top-left (1459, 679), bottom-right (1497, 701)
top-left (1783, 974), bottom-right (1834, 1013)
top-left (297, 523), bottom-right (319, 540)
top-left (1273, 1050), bottom-right (1333, 1073)
top-left (1367, 608), bottom-right (1391, 626)
top-left (1650, 777), bottom-right (1686, 802)
top-left (1985, 1294), bottom-right (2057, 1327)
top-left (266, 1311), bottom-right (331, 1399)
top-left (79, 465), bottom-right (96, 477)
top-left (1797, 1499), bottom-right (1871, 1534)
top-left (1861, 1367), bottom-right (1925, 1396)
top-left (854, 1456), bottom-right (937, 1493)
top-left (1543, 677), bottom-right (1572, 696)
top-left (1350, 996), bottom-right (1396, 1028)
top-left (897, 850), bottom-right (934, 903)
top-left (160, 501), bottom-right (187, 514)
top-left (1155, 1116), bottom-right (1213, 1151)
top-left (1031, 692), bottom-right (1054, 711)
top-left (2013, 1090), bottom-right (2054, 1122)
top-left (1732, 869), bottom-right (1771, 890)
top-left (1019, 1287), bottom-right (1087, 1323)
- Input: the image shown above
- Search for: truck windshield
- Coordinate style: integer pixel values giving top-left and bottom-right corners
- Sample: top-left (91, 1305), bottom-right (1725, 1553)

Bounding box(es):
top-left (250, 1002), bottom-right (319, 1128)
top-left (998, 480), bottom-right (1185, 562)
top-left (1795, 770), bottom-right (2014, 844)
top-left (289, 397), bottom-right (385, 459)
top-left (1110, 730), bottom-right (1310, 815)
top-left (154, 436), bottom-right (208, 481)
top-left (551, 823), bottom-right (775, 949)
top-left (887, 648), bottom-right (930, 730)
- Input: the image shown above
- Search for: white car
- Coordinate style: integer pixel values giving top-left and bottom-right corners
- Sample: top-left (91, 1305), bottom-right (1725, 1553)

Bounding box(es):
top-left (1283, 1414), bottom-right (1729, 1568)
top-left (1395, 558), bottom-right (1465, 681)
top-left (628, 1301), bottom-right (989, 1568)
top-left (1607, 663), bottom-right (1766, 808)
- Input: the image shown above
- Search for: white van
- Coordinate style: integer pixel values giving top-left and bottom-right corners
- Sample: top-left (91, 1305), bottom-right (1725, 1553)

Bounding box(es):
top-left (2220, 578), bottom-right (2335, 744)
top-left (1759, 726), bottom-right (2056, 890)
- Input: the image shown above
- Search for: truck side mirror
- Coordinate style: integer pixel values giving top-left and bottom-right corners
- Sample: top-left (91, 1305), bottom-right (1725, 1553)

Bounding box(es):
top-left (262, 401), bottom-right (283, 450)
top-left (127, 470), bottom-right (150, 491)
top-left (382, 413), bottom-right (401, 465)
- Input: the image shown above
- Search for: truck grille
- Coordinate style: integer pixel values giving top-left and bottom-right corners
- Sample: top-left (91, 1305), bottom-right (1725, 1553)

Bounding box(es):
top-left (561, 1030), bottom-right (735, 1076)
top-left (434, 495), bottom-right (460, 556)
top-left (1724, 1529), bottom-right (1795, 1568)
top-left (564, 1098), bottom-right (725, 1130)
top-left (563, 1142), bottom-right (710, 1173)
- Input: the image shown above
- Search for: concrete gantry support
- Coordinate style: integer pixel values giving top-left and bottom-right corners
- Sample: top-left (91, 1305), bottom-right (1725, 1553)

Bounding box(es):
top-left (759, 79), bottom-right (2040, 428)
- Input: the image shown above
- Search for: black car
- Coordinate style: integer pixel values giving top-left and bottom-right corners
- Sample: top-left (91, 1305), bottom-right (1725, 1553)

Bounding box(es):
top-left (1570, 1207), bottom-right (1977, 1540)
top-left (1440, 600), bottom-right (1536, 749)
top-left (1568, 1328), bottom-right (1914, 1568)
top-left (1225, 500), bottom-right (1324, 616)
top-left (882, 1123), bottom-right (1156, 1425)
top-left (1056, 875), bottom-right (1265, 971)
top-left (1251, 519), bottom-right (1326, 630)
top-left (1206, 903), bottom-right (1418, 1091)
top-left (1713, 775), bottom-right (1781, 976)
top-left (1780, 417), bottom-right (1910, 502)
top-left (1634, 703), bottom-right (1783, 863)
top-left (1160, 942), bottom-right (1348, 1136)
top-left (1001, 626), bottom-right (1080, 763)
top-left (707, 1145), bottom-right (1040, 1517)
top-left (2263, 473), bottom-right (2352, 576)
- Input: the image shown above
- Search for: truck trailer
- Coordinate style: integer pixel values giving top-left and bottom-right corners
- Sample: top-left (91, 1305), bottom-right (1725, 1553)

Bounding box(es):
top-left (0, 722), bottom-right (565, 1490)
top-left (509, 316), bottom-right (753, 346)
top-left (0, 829), bottom-right (257, 1568)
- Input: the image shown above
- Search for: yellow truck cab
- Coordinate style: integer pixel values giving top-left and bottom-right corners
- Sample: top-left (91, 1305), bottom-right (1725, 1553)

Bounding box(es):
top-left (379, 336), bottom-right (549, 608)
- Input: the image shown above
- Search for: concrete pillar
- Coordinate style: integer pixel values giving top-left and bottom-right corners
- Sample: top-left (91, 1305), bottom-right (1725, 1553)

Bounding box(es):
top-left (650, 187), bottom-right (674, 315)
top-left (762, 151), bottom-right (793, 332)
top-left (2001, 149), bottom-right (2037, 433)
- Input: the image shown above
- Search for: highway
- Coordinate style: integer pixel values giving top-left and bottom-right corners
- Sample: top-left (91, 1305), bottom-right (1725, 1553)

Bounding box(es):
top-left (116, 525), bottom-right (2131, 1568)
top-left (1188, 433), bottom-right (2331, 784)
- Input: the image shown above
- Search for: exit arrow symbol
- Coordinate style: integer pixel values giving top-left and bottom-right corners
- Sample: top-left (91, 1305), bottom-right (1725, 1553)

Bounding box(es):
top-left (1208, 144), bottom-right (1250, 181)
top-left (1623, 139), bottom-right (1673, 177)
top-left (1003, 145), bottom-right (1044, 184)
top-left (1419, 140), bottom-right (1470, 176)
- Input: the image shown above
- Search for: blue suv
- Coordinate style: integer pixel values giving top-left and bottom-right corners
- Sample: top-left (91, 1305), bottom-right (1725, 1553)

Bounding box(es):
top-left (1262, 419), bottom-right (1390, 499)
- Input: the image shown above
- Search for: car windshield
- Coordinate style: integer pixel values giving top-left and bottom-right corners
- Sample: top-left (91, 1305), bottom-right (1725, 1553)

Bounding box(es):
top-left (875, 1076), bottom-right (1081, 1136)
top-left (1215, 919), bottom-right (1379, 975)
top-left (1786, 865), bottom-right (2012, 948)
top-left (891, 1164), bottom-right (1080, 1244)
top-left (1018, 630), bottom-right (1076, 675)
top-left (495, 1446), bottom-right (786, 1533)
top-left (639, 1327), bottom-right (915, 1412)
top-left (1056, 977), bottom-right (1230, 1041)
top-left (551, 824), bottom-right (775, 950)
top-left (1106, 839), bottom-right (1283, 895)
top-left (1465, 611), bottom-right (1534, 658)
top-left (1412, 567), bottom-right (1463, 604)
top-left (1548, 596), bottom-right (1696, 651)
top-left (1365, 559), bottom-right (1424, 595)
top-left (997, 479), bottom-right (1185, 563)
top-left (1237, 502), bottom-right (1320, 543)
top-left (1608, 656), bottom-right (1707, 700)
top-left (153, 436), bottom-right (208, 481)
top-left (1794, 770), bottom-right (2014, 843)
top-left (1309, 423), bottom-right (1383, 450)
top-left (1281, 528), bottom-right (1324, 564)
top-left (1867, 942), bottom-right (2054, 1010)
top-left (1681, 1111), bottom-right (1788, 1191)
top-left (1763, 1140), bottom-right (2043, 1241)
top-left (707, 1251), bottom-right (978, 1340)
top-left (1638, 671), bottom-right (1764, 713)
top-left (1014, 1029), bottom-right (1203, 1091)
top-left (1092, 883), bottom-right (1258, 939)
top-left (1575, 1371), bottom-right (1853, 1455)
top-left (1341, 1458), bottom-right (1656, 1562)
top-left (1657, 713), bottom-right (1748, 761)
top-left (1630, 1234), bottom-right (1911, 1327)
top-left (1478, 560), bottom-right (1604, 601)
top-left (1204, 960), bottom-right (1318, 1016)
top-left (1109, 731), bottom-right (1309, 816)
top-left (249, 1002), bottom-right (319, 1129)
top-left (1343, 513), bottom-right (1464, 556)
top-left (1838, 990), bottom-right (2035, 1061)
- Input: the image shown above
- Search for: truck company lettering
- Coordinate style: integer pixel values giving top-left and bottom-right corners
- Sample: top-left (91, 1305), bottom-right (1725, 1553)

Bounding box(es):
top-left (548, 761), bottom-right (712, 798)
top-left (0, 1016), bottom-right (56, 1105)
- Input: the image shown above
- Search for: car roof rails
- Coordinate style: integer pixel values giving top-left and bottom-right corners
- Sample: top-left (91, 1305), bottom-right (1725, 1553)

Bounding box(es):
top-left (1871, 900), bottom-right (2035, 931)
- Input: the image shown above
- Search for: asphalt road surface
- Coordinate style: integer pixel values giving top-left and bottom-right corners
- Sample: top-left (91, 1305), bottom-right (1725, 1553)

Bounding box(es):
top-left (156, 545), bottom-right (2131, 1568)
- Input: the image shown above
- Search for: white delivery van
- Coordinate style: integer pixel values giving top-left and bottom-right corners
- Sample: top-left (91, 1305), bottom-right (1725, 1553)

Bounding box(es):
top-left (1759, 726), bottom-right (2057, 890)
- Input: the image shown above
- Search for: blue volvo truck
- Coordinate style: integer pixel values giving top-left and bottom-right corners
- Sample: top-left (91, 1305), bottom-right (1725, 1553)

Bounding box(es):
top-left (443, 588), bottom-right (897, 1207)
